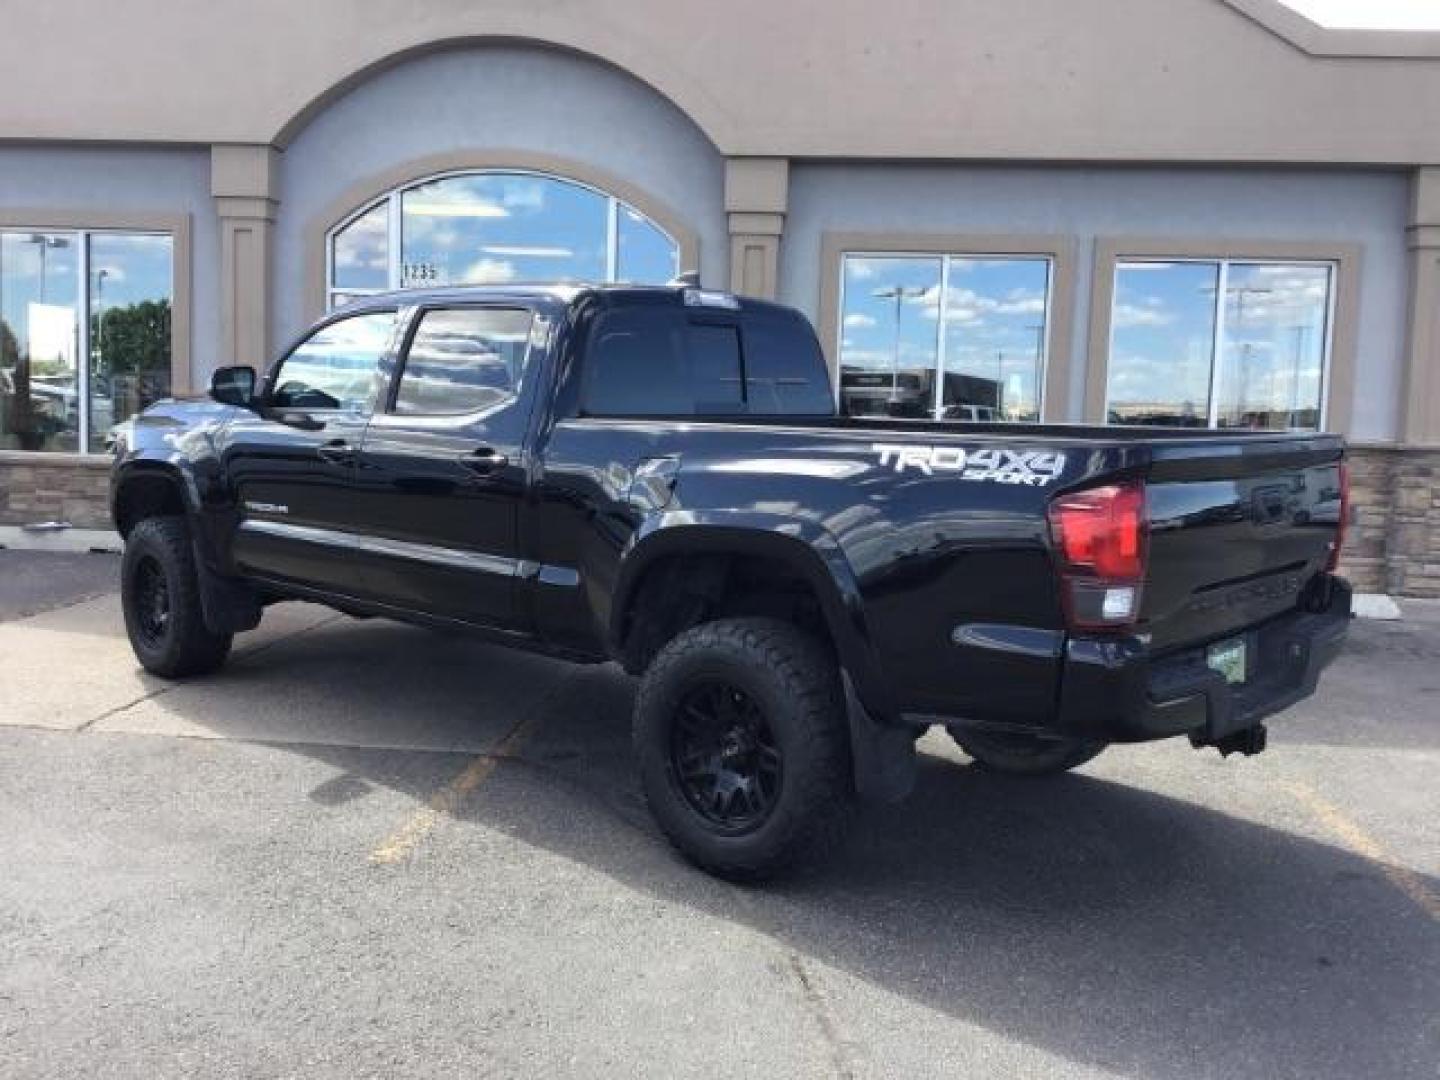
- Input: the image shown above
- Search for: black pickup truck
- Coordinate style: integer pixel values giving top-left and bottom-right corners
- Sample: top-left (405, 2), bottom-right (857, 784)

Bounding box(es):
top-left (110, 283), bottom-right (1351, 878)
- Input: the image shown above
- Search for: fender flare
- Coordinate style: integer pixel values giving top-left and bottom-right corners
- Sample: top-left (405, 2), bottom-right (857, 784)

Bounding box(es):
top-left (609, 509), bottom-right (896, 721)
top-left (111, 459), bottom-right (205, 536)
top-left (110, 460), bottom-right (261, 634)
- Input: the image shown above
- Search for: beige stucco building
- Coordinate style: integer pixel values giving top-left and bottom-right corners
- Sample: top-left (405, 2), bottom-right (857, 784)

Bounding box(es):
top-left (2, 0), bottom-right (1439, 594)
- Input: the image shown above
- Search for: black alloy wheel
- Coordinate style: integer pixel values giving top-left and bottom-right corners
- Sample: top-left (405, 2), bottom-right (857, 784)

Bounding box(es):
top-left (120, 515), bottom-right (234, 678)
top-left (634, 617), bottom-right (854, 880)
top-left (131, 555), bottom-right (172, 649)
top-left (670, 680), bottom-right (783, 833)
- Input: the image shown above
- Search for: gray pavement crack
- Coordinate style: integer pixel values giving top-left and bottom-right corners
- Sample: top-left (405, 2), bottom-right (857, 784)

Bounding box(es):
top-left (787, 951), bottom-right (859, 1080)
top-left (75, 612), bottom-right (345, 734)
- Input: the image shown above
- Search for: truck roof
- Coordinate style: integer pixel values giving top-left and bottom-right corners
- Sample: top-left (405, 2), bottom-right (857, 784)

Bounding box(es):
top-left (332, 282), bottom-right (801, 319)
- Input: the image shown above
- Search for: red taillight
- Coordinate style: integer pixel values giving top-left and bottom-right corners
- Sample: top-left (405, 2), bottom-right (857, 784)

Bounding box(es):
top-left (1047, 481), bottom-right (1148, 630)
top-left (1326, 461), bottom-right (1350, 573)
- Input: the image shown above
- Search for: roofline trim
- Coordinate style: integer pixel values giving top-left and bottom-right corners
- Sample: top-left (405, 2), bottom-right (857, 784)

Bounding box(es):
top-left (1221, 0), bottom-right (1440, 58)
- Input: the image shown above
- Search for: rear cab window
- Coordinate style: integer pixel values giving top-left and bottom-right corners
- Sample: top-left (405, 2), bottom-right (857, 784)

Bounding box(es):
top-left (580, 299), bottom-right (833, 418)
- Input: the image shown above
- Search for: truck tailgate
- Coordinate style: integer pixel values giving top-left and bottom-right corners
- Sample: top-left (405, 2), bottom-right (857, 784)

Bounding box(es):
top-left (1141, 436), bottom-right (1345, 652)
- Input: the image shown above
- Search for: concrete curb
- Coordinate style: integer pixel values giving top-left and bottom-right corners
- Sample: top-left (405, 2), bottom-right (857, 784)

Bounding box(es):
top-left (0, 526), bottom-right (122, 554)
top-left (1352, 593), bottom-right (1403, 620)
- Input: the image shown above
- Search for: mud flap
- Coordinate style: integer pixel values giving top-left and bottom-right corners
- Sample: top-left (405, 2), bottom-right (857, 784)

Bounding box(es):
top-left (843, 672), bottom-right (916, 803)
top-left (192, 540), bottom-right (263, 634)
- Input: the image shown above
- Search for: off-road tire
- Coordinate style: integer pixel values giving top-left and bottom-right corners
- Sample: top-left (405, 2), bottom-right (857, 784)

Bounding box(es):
top-left (948, 727), bottom-right (1105, 776)
top-left (634, 617), bottom-right (854, 881)
top-left (121, 516), bottom-right (233, 678)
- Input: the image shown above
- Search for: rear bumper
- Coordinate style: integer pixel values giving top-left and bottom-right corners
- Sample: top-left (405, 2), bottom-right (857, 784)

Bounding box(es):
top-left (1056, 577), bottom-right (1351, 744)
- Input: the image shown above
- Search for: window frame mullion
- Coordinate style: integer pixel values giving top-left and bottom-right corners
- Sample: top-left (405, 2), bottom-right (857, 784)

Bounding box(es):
top-left (77, 229), bottom-right (91, 453)
top-left (932, 255), bottom-right (950, 421)
top-left (605, 197), bottom-right (619, 282)
top-left (1207, 259), bottom-right (1229, 429)
top-left (387, 192), bottom-right (402, 292)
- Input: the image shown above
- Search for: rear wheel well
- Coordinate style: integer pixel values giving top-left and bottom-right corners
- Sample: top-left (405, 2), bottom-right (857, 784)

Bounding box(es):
top-left (114, 473), bottom-right (187, 538)
top-left (619, 552), bottom-right (836, 676)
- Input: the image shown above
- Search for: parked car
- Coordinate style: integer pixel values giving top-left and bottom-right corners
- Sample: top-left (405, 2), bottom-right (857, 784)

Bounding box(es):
top-left (942, 403), bottom-right (1001, 422)
top-left (110, 284), bottom-right (1351, 878)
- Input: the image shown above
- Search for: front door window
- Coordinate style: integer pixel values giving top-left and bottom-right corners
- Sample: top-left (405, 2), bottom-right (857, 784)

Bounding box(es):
top-left (270, 310), bottom-right (397, 414)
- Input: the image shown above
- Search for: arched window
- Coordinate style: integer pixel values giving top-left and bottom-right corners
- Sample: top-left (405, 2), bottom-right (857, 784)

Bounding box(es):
top-left (326, 170), bottom-right (680, 308)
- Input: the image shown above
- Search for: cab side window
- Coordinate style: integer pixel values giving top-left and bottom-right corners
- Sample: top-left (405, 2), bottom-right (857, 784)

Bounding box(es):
top-left (393, 307), bottom-right (535, 415)
top-left (271, 310), bottom-right (396, 413)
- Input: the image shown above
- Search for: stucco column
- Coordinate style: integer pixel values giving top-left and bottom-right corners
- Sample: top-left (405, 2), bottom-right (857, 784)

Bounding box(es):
top-left (725, 158), bottom-right (788, 299)
top-left (1402, 167), bottom-right (1440, 447)
top-left (211, 144), bottom-right (279, 371)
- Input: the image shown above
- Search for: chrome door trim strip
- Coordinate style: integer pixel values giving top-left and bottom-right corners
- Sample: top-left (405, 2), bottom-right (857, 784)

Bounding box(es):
top-left (239, 518), bottom-right (580, 584)
top-left (517, 560), bottom-right (582, 588)
top-left (239, 518), bottom-right (351, 550)
top-left (239, 518), bottom-right (534, 579)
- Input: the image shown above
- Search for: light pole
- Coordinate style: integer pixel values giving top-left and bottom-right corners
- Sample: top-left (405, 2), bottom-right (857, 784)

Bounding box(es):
top-left (1288, 324), bottom-right (1308, 425)
top-left (1026, 322), bottom-right (1046, 420)
top-left (94, 268), bottom-right (109, 377)
top-left (873, 284), bottom-right (928, 407)
top-left (1199, 280), bottom-right (1272, 424)
top-left (25, 233), bottom-right (70, 305)
top-left (1227, 285), bottom-right (1272, 425)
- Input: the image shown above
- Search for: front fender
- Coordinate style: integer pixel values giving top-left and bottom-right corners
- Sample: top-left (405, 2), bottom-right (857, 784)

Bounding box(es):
top-left (610, 509), bottom-right (896, 720)
top-left (111, 403), bottom-right (235, 571)
top-left (110, 459), bottom-right (204, 534)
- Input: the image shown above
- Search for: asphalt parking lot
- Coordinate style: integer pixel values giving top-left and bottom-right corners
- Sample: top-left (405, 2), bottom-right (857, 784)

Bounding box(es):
top-left (0, 549), bottom-right (1436, 1079)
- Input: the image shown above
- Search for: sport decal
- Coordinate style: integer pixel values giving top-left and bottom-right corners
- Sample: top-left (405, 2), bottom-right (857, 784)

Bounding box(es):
top-left (872, 444), bottom-right (1067, 486)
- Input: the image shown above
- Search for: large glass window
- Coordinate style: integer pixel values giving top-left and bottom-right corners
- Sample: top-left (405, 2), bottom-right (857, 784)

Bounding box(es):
top-left (836, 253), bottom-right (1052, 422)
top-left (89, 234), bottom-right (174, 452)
top-left (1107, 259), bottom-right (1334, 430)
top-left (1, 227), bottom-right (174, 453)
top-left (327, 171), bottom-right (680, 310)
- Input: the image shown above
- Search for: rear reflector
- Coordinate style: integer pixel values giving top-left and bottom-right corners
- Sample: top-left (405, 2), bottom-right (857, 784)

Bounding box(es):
top-left (1047, 481), bottom-right (1148, 630)
top-left (1326, 461), bottom-right (1350, 573)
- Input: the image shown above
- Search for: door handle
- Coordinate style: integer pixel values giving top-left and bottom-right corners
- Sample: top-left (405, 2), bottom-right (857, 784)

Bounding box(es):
top-left (316, 438), bottom-right (354, 465)
top-left (458, 448), bottom-right (510, 474)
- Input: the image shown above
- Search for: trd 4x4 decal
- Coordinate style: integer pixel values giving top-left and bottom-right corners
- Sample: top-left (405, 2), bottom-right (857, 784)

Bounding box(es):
top-left (872, 444), bottom-right (1067, 486)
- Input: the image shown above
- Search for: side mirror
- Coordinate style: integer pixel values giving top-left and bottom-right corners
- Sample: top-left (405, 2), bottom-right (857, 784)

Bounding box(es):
top-left (209, 365), bottom-right (257, 407)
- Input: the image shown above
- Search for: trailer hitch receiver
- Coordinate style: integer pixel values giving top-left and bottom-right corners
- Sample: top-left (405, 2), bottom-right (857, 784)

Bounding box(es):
top-left (1192, 723), bottom-right (1268, 758)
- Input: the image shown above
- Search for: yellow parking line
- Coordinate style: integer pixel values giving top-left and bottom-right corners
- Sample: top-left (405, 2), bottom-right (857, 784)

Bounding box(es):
top-left (369, 710), bottom-right (542, 866)
top-left (1283, 780), bottom-right (1440, 923)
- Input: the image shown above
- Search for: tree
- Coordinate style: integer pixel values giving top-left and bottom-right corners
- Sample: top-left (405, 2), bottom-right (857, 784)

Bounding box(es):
top-left (95, 298), bottom-right (171, 378)
top-left (95, 299), bottom-right (172, 426)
